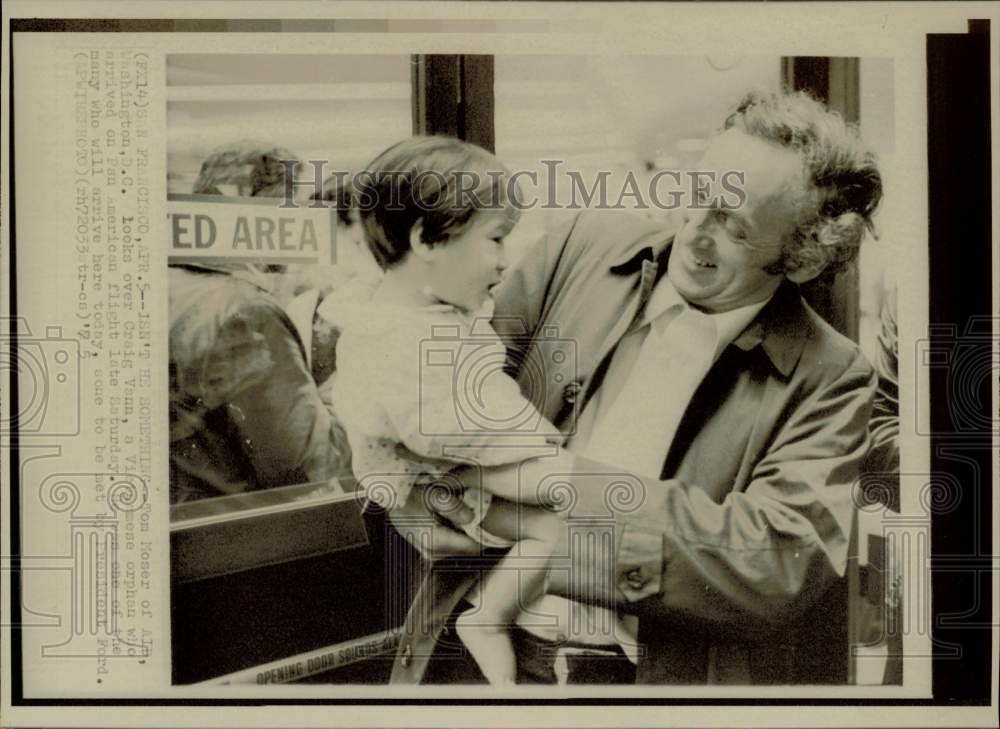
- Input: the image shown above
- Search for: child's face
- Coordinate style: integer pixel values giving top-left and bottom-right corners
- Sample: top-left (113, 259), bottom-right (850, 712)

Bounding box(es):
top-left (428, 211), bottom-right (513, 313)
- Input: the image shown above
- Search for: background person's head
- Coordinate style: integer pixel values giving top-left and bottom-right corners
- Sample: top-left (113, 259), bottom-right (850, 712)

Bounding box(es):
top-left (355, 136), bottom-right (521, 312)
top-left (189, 141), bottom-right (300, 285)
top-left (669, 89), bottom-right (883, 313)
top-left (192, 140), bottom-right (299, 198)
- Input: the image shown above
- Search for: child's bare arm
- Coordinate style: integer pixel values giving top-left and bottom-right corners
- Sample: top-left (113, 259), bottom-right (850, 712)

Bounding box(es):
top-left (451, 448), bottom-right (576, 507)
top-left (479, 497), bottom-right (563, 543)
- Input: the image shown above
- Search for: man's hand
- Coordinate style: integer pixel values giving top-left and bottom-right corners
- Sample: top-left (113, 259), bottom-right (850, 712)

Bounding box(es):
top-left (387, 481), bottom-right (481, 560)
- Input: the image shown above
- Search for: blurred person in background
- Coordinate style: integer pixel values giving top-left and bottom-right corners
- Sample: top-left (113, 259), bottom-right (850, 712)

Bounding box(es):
top-left (865, 285), bottom-right (899, 490)
top-left (861, 284), bottom-right (902, 684)
top-left (286, 174), bottom-right (381, 388)
top-left (169, 142), bottom-right (351, 503)
top-left (192, 140), bottom-right (306, 302)
top-left (192, 140), bottom-right (299, 198)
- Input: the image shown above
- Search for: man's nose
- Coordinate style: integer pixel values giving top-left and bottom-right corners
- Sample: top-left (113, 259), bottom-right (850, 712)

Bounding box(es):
top-left (688, 231), bottom-right (716, 253)
top-left (686, 206), bottom-right (713, 228)
top-left (684, 214), bottom-right (715, 246)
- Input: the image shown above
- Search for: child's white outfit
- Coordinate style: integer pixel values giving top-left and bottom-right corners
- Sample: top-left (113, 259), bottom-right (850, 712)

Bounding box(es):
top-left (327, 277), bottom-right (562, 543)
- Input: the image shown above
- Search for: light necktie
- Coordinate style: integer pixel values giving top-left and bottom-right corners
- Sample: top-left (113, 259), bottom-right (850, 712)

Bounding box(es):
top-left (584, 304), bottom-right (718, 479)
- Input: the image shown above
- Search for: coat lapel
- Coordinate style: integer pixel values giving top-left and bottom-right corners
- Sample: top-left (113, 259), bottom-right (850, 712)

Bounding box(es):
top-left (662, 280), bottom-right (815, 487)
top-left (578, 254), bottom-right (661, 414)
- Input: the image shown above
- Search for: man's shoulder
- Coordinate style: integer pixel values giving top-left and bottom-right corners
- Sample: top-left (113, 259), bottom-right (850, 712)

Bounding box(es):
top-left (796, 298), bottom-right (874, 381)
top-left (169, 266), bottom-right (284, 318)
top-left (561, 210), bottom-right (675, 263)
top-left (570, 209), bottom-right (671, 240)
top-left (168, 267), bottom-right (296, 362)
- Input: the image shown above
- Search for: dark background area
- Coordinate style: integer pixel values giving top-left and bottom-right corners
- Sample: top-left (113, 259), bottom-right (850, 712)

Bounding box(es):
top-left (926, 20), bottom-right (994, 705)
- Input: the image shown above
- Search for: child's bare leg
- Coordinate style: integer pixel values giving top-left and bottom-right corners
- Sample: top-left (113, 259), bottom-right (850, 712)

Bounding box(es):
top-left (456, 501), bottom-right (558, 684)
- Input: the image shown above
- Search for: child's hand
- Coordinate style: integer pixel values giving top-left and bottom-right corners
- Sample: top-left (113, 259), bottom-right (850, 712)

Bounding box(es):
top-left (393, 443), bottom-right (456, 471)
top-left (387, 482), bottom-right (481, 560)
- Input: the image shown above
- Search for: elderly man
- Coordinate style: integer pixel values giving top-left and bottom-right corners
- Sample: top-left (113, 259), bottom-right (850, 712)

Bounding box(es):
top-left (389, 89), bottom-right (883, 685)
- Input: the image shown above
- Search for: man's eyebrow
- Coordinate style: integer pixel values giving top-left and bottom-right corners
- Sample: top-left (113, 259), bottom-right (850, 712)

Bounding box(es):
top-left (722, 206), bottom-right (755, 234)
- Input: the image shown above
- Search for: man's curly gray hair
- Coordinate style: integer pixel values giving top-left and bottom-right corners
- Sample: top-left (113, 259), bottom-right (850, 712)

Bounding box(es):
top-left (725, 89), bottom-right (883, 277)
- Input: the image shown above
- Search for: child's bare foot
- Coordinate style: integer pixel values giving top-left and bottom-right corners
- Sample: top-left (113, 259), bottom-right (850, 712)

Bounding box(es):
top-left (455, 611), bottom-right (517, 685)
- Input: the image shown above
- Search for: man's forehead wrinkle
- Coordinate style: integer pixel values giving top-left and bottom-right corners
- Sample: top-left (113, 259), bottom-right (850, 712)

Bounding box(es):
top-left (699, 127), bottom-right (814, 239)
top-left (743, 157), bottom-right (808, 202)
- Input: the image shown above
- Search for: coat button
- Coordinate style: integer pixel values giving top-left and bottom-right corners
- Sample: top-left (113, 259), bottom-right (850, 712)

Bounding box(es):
top-left (562, 381), bottom-right (582, 404)
top-left (625, 568), bottom-right (645, 590)
top-left (400, 644), bottom-right (412, 668)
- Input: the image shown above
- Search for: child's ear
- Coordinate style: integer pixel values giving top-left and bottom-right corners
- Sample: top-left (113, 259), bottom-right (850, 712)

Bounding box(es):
top-left (408, 219), bottom-right (436, 263)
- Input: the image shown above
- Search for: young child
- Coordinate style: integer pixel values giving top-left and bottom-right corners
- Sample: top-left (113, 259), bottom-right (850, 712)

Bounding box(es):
top-left (328, 136), bottom-right (564, 684)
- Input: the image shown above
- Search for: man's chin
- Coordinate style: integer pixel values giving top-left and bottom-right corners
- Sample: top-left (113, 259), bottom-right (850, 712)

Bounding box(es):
top-left (669, 272), bottom-right (714, 307)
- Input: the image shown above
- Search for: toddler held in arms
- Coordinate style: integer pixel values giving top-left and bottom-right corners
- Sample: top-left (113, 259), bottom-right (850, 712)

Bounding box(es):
top-left (328, 136), bottom-right (565, 684)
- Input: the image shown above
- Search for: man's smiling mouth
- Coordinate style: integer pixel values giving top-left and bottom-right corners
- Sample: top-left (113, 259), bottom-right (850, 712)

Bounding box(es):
top-left (691, 254), bottom-right (716, 269)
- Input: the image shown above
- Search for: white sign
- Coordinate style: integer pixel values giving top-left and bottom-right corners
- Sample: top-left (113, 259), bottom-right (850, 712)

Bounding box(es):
top-left (167, 193), bottom-right (337, 264)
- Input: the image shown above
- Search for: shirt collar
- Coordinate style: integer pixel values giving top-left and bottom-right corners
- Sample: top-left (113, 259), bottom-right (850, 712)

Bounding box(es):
top-left (730, 279), bottom-right (814, 377)
top-left (712, 296), bottom-right (770, 359)
top-left (609, 236), bottom-right (811, 377)
top-left (642, 275), bottom-right (770, 361)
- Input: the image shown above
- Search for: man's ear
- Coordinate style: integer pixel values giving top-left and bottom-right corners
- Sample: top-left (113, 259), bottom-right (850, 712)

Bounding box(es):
top-left (785, 257), bottom-right (829, 284)
top-left (408, 219), bottom-right (436, 263)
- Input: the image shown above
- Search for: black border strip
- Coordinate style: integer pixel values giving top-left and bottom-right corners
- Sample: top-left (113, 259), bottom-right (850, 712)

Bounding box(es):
top-left (8, 13), bottom-right (24, 707)
top-left (5, 19), bottom-right (995, 708)
top-left (927, 24), bottom-right (994, 704)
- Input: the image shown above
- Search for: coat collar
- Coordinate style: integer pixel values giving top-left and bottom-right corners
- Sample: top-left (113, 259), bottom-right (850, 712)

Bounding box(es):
top-left (608, 236), bottom-right (811, 378)
top-left (170, 262), bottom-right (272, 294)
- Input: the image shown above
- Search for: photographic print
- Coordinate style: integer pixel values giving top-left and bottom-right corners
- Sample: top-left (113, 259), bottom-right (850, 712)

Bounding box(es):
top-left (1, 3), bottom-right (995, 728)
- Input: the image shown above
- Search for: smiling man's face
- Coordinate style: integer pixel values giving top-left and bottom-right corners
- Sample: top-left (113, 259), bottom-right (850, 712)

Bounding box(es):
top-left (667, 128), bottom-right (812, 313)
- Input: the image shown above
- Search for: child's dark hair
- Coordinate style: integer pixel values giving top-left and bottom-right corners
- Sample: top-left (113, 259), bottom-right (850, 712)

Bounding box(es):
top-left (354, 136), bottom-right (520, 270)
top-left (310, 175), bottom-right (356, 228)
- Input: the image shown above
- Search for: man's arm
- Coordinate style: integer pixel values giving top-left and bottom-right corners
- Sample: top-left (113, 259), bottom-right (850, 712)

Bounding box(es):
top-left (561, 354), bottom-right (872, 633)
top-left (473, 351), bottom-right (876, 635)
top-left (406, 208), bottom-right (877, 634)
